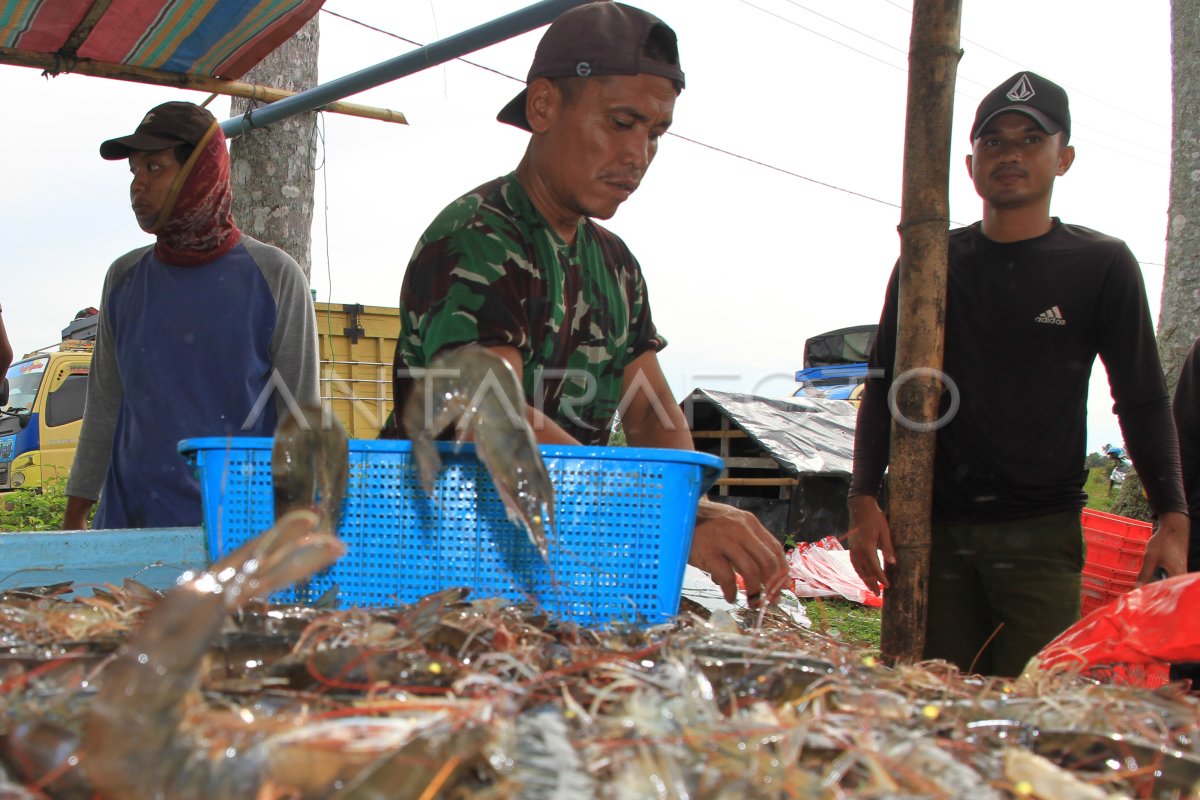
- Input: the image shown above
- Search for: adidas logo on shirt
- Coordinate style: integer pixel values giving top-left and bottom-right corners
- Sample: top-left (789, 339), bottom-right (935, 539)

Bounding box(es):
top-left (1035, 306), bottom-right (1067, 325)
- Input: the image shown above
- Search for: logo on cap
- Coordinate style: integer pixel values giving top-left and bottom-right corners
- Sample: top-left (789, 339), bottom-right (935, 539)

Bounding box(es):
top-left (1006, 74), bottom-right (1035, 103)
top-left (575, 61), bottom-right (592, 77)
top-left (141, 112), bottom-right (156, 125)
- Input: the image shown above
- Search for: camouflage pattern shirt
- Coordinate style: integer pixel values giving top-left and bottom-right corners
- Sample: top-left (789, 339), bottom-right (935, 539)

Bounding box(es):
top-left (395, 173), bottom-right (666, 445)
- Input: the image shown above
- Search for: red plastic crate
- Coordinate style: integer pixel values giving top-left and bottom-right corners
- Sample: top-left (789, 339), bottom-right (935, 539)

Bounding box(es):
top-left (1081, 508), bottom-right (1150, 579)
top-left (1076, 511), bottom-right (1168, 688)
top-left (1079, 509), bottom-right (1150, 617)
top-left (1085, 534), bottom-right (1150, 572)
top-left (1090, 662), bottom-right (1171, 689)
top-left (1081, 563), bottom-right (1138, 617)
top-left (1082, 508), bottom-right (1152, 544)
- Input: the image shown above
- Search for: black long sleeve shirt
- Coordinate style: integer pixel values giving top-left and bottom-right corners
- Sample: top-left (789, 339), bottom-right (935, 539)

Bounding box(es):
top-left (851, 220), bottom-right (1186, 523)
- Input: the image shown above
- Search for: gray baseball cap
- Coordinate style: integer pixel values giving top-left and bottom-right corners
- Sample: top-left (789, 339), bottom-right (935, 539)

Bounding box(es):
top-left (497, 1), bottom-right (684, 132)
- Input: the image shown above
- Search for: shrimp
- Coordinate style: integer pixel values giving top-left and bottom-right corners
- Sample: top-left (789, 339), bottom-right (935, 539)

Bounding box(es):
top-left (81, 510), bottom-right (346, 800)
top-left (272, 403), bottom-right (349, 531)
top-left (402, 344), bottom-right (556, 562)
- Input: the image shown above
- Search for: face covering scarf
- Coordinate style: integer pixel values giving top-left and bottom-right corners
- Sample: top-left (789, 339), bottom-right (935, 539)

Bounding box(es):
top-left (148, 121), bottom-right (242, 266)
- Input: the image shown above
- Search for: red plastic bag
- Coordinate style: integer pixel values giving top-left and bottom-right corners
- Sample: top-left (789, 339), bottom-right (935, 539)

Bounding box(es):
top-left (1032, 572), bottom-right (1200, 672)
top-left (785, 536), bottom-right (883, 608)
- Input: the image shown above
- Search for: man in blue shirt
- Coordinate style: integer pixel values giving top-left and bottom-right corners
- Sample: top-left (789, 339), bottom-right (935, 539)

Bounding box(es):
top-left (64, 102), bottom-right (319, 529)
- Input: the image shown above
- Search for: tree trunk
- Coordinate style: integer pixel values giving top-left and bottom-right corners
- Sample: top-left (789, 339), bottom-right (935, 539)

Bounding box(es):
top-left (1115, 0), bottom-right (1200, 516)
top-left (880, 0), bottom-right (962, 666)
top-left (1159, 0), bottom-right (1200, 392)
top-left (229, 16), bottom-right (319, 281)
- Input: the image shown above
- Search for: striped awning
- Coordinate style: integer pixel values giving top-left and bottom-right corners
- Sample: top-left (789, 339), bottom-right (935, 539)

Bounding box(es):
top-left (0, 0), bottom-right (323, 80)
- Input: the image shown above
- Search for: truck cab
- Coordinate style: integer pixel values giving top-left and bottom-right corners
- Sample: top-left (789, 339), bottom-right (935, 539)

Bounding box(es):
top-left (792, 324), bottom-right (877, 405)
top-left (0, 343), bottom-right (92, 491)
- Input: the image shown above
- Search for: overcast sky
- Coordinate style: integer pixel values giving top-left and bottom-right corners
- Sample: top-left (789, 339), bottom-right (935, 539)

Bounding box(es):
top-left (0, 0), bottom-right (1172, 454)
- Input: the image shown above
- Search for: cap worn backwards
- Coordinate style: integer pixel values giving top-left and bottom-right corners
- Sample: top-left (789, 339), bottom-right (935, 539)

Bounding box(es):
top-left (100, 101), bottom-right (217, 160)
top-left (970, 71), bottom-right (1071, 143)
top-left (497, 1), bottom-right (685, 132)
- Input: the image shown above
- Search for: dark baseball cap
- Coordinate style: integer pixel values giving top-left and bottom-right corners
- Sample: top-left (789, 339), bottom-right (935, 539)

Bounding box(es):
top-left (497, 1), bottom-right (685, 131)
top-left (100, 101), bottom-right (216, 160)
top-left (970, 71), bottom-right (1070, 143)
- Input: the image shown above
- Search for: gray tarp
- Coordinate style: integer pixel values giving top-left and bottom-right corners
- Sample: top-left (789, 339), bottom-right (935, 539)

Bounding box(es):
top-left (686, 389), bottom-right (857, 477)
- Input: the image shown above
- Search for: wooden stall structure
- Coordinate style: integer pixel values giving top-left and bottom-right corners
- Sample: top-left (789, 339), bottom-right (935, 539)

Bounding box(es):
top-left (683, 388), bottom-right (856, 545)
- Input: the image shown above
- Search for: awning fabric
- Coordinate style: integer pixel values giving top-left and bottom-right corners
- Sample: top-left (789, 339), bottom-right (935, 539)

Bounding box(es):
top-left (1, 0), bottom-right (323, 79)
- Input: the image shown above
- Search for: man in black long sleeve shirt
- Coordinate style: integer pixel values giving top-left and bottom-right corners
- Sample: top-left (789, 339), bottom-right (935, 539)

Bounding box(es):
top-left (847, 72), bottom-right (1189, 677)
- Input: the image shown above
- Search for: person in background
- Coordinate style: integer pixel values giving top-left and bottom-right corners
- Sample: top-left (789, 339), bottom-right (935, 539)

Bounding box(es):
top-left (847, 72), bottom-right (1189, 677)
top-left (64, 101), bottom-right (319, 530)
top-left (1102, 443), bottom-right (1132, 492)
top-left (391, 2), bottom-right (788, 605)
top-left (1170, 337), bottom-right (1200, 685)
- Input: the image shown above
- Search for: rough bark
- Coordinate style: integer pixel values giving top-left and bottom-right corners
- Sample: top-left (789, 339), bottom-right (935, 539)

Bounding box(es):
top-left (1110, 472), bottom-right (1152, 521)
top-left (1159, 0), bottom-right (1200, 393)
top-left (229, 16), bottom-right (319, 281)
top-left (881, 0), bottom-right (962, 667)
top-left (1115, 1), bottom-right (1199, 520)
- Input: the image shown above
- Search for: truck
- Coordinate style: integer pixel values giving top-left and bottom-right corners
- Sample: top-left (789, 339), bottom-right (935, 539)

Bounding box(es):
top-left (792, 324), bottom-right (877, 404)
top-left (1, 338), bottom-right (94, 491)
top-left (0, 302), bottom-right (401, 492)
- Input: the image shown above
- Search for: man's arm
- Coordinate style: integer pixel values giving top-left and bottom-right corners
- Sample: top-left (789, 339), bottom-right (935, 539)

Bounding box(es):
top-left (63, 496), bottom-right (95, 530)
top-left (847, 269), bottom-right (899, 594)
top-left (485, 345), bottom-right (581, 445)
top-left (65, 258), bottom-right (135, 529)
top-left (619, 350), bottom-right (788, 605)
top-left (1095, 246), bottom-right (1189, 580)
top-left (251, 240), bottom-right (321, 413)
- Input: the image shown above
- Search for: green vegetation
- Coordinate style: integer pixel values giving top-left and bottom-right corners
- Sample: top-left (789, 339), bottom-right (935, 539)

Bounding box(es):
top-left (0, 477), bottom-right (89, 532)
top-left (1084, 466), bottom-right (1117, 512)
top-left (1109, 471), bottom-right (1151, 521)
top-left (804, 596), bottom-right (882, 653)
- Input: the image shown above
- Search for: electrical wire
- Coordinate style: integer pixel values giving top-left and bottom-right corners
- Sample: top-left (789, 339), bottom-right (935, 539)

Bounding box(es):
top-left (880, 0), bottom-right (1170, 132)
top-left (776, 0), bottom-right (908, 55)
top-left (320, 8), bottom-right (515, 81)
top-left (735, 0), bottom-right (906, 72)
top-left (321, 6), bottom-right (911, 214)
top-left (667, 131), bottom-right (901, 211)
top-left (734, 0), bottom-right (1168, 168)
top-left (319, 5), bottom-right (1160, 219)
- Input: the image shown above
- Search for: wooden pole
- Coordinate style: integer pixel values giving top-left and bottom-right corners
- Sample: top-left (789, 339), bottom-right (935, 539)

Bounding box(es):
top-left (0, 47), bottom-right (407, 126)
top-left (880, 0), bottom-right (962, 665)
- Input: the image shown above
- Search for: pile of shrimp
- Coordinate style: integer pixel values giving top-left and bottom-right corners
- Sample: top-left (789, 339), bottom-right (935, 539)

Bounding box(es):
top-left (1, 564), bottom-right (1198, 799)
top-left (0, 379), bottom-right (1196, 798)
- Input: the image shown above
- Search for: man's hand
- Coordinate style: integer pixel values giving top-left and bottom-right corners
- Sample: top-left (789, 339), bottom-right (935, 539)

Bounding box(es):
top-left (847, 494), bottom-right (894, 595)
top-left (1136, 510), bottom-right (1189, 584)
top-left (63, 496), bottom-right (95, 530)
top-left (688, 498), bottom-right (788, 605)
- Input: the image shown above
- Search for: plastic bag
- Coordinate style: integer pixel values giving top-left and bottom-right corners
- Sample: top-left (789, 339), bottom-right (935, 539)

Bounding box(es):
top-left (1030, 572), bottom-right (1200, 672)
top-left (786, 536), bottom-right (883, 608)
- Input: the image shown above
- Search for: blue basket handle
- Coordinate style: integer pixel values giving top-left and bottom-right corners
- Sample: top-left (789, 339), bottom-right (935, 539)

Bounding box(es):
top-left (698, 460), bottom-right (723, 495)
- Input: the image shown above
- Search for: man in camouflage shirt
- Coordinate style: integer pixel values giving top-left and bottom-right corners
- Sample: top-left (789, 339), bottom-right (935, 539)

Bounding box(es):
top-left (393, 2), bottom-right (788, 604)
top-left (398, 174), bottom-right (660, 446)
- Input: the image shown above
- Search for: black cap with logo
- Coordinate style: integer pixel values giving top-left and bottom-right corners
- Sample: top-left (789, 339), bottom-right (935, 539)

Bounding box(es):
top-left (497, 1), bottom-right (684, 132)
top-left (970, 72), bottom-right (1071, 143)
top-left (100, 101), bottom-right (216, 160)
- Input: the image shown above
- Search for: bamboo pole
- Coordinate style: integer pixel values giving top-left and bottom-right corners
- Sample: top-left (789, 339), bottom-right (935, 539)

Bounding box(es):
top-left (880, 0), bottom-right (962, 665)
top-left (0, 47), bottom-right (407, 125)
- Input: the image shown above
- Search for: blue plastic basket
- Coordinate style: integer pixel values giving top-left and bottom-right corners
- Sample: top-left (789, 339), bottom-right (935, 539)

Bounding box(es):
top-left (179, 437), bottom-right (722, 627)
